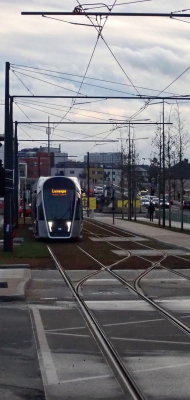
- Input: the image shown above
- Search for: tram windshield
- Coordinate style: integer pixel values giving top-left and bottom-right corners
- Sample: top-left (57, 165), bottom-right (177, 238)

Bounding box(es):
top-left (43, 178), bottom-right (75, 221)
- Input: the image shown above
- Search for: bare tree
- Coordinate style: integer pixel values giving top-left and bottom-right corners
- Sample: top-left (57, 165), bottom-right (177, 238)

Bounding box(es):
top-left (171, 102), bottom-right (189, 230)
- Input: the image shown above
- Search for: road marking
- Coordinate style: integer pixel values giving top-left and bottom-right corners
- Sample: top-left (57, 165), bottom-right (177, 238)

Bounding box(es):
top-left (59, 374), bottom-right (111, 384)
top-left (135, 361), bottom-right (190, 373)
top-left (31, 306), bottom-right (59, 385)
top-left (111, 337), bottom-right (190, 345)
top-left (45, 326), bottom-right (86, 332)
top-left (104, 318), bottom-right (164, 327)
top-left (46, 332), bottom-right (90, 338)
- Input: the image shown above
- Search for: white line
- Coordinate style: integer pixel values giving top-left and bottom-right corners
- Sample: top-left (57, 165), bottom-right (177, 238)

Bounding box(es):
top-left (104, 318), bottom-right (164, 327)
top-left (135, 361), bottom-right (190, 373)
top-left (31, 307), bottom-right (59, 385)
top-left (46, 332), bottom-right (90, 338)
top-left (45, 325), bottom-right (86, 332)
top-left (59, 374), bottom-right (111, 384)
top-left (111, 337), bottom-right (190, 345)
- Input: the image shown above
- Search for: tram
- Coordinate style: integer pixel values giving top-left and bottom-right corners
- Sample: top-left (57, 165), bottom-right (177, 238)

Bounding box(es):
top-left (31, 176), bottom-right (83, 239)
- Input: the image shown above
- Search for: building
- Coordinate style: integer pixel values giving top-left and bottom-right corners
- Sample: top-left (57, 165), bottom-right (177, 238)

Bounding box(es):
top-left (51, 161), bottom-right (86, 188)
top-left (84, 152), bottom-right (123, 165)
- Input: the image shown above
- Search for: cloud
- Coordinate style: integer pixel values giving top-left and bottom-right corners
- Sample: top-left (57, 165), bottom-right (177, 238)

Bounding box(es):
top-left (1, 0), bottom-right (190, 160)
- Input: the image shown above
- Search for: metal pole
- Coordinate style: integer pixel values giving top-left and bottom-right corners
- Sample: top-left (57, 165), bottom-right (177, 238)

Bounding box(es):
top-left (162, 100), bottom-right (165, 227)
top-left (21, 11), bottom-right (190, 18)
top-left (3, 62), bottom-right (13, 251)
top-left (87, 152), bottom-right (90, 217)
top-left (128, 122), bottom-right (132, 220)
top-left (47, 116), bottom-right (51, 176)
top-left (158, 134), bottom-right (161, 226)
top-left (14, 121), bottom-right (19, 228)
top-left (112, 187), bottom-right (115, 225)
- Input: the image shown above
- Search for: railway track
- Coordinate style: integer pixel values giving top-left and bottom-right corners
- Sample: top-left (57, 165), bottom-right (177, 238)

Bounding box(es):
top-left (46, 218), bottom-right (190, 399)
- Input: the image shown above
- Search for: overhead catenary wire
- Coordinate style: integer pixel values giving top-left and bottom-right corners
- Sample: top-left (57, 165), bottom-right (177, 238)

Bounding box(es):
top-left (51, 0), bottom-right (118, 130)
top-left (12, 68), bottom-right (138, 97)
top-left (15, 99), bottom-right (132, 122)
top-left (15, 8), bottom-right (190, 155)
top-left (80, 0), bottom-right (151, 11)
top-left (129, 65), bottom-right (190, 120)
top-left (12, 64), bottom-right (184, 97)
top-left (15, 98), bottom-right (133, 120)
top-left (75, 0), bottom-right (142, 98)
top-left (12, 69), bottom-right (35, 96)
top-left (21, 122), bottom-right (120, 140)
top-left (12, 69), bottom-right (86, 96)
top-left (42, 14), bottom-right (102, 28)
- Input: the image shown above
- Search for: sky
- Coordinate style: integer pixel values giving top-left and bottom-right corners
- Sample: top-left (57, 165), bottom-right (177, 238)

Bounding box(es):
top-left (1, 0), bottom-right (190, 162)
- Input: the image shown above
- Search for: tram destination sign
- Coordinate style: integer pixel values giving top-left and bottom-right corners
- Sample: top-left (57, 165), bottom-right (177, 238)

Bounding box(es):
top-left (51, 189), bottom-right (68, 196)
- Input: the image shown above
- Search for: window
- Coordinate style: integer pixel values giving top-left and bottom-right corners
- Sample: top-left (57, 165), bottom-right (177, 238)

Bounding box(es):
top-left (70, 170), bottom-right (74, 174)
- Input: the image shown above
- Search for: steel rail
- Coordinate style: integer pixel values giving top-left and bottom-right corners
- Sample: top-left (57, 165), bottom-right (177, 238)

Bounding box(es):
top-left (76, 241), bottom-right (190, 337)
top-left (85, 218), bottom-right (190, 287)
top-left (111, 268), bottom-right (190, 335)
top-left (47, 245), bottom-right (146, 400)
top-left (78, 220), bottom-right (190, 334)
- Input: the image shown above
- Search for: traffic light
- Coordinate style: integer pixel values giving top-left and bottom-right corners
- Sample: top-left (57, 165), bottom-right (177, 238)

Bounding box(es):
top-left (0, 161), bottom-right (5, 196)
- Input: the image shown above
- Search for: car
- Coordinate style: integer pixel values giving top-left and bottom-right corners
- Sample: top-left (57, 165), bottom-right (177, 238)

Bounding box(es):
top-left (19, 204), bottom-right (32, 217)
top-left (94, 186), bottom-right (103, 195)
top-left (151, 197), bottom-right (159, 207)
top-left (141, 195), bottom-right (151, 208)
top-left (183, 200), bottom-right (190, 209)
top-left (159, 200), bottom-right (170, 209)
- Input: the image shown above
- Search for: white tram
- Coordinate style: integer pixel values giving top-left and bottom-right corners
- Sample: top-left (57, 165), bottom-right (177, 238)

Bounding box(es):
top-left (31, 176), bottom-right (83, 239)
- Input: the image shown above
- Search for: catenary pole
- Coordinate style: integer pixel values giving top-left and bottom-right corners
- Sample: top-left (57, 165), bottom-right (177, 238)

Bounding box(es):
top-left (162, 100), bottom-right (165, 227)
top-left (87, 152), bottom-right (90, 217)
top-left (14, 121), bottom-right (19, 228)
top-left (4, 62), bottom-right (13, 251)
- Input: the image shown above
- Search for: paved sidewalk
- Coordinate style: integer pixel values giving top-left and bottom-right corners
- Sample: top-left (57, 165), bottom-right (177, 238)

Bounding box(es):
top-left (92, 214), bottom-right (190, 251)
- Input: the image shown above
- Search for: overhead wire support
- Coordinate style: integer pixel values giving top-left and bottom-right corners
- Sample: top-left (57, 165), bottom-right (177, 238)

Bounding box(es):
top-left (12, 95), bottom-right (190, 100)
top-left (17, 121), bottom-right (171, 125)
top-left (21, 11), bottom-right (190, 18)
top-left (18, 139), bottom-right (118, 142)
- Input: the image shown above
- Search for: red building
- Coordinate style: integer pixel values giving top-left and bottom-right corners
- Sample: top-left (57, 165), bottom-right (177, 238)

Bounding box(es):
top-left (19, 152), bottom-right (53, 179)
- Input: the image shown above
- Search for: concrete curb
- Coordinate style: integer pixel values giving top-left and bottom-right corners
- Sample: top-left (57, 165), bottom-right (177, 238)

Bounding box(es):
top-left (0, 267), bottom-right (31, 301)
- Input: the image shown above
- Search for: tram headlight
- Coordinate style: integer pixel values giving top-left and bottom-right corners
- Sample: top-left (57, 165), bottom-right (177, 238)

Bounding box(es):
top-left (48, 221), bottom-right (53, 232)
top-left (66, 221), bottom-right (71, 232)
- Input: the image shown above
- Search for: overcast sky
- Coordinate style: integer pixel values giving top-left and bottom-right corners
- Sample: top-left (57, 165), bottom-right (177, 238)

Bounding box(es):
top-left (1, 0), bottom-right (190, 162)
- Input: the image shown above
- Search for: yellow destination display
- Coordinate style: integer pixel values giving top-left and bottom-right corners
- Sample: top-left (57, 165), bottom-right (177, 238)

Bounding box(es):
top-left (51, 189), bottom-right (68, 195)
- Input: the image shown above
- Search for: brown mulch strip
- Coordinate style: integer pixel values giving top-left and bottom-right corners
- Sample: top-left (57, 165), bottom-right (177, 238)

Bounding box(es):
top-left (111, 256), bottom-right (151, 270)
top-left (161, 255), bottom-right (190, 269)
top-left (84, 220), bottom-right (134, 237)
